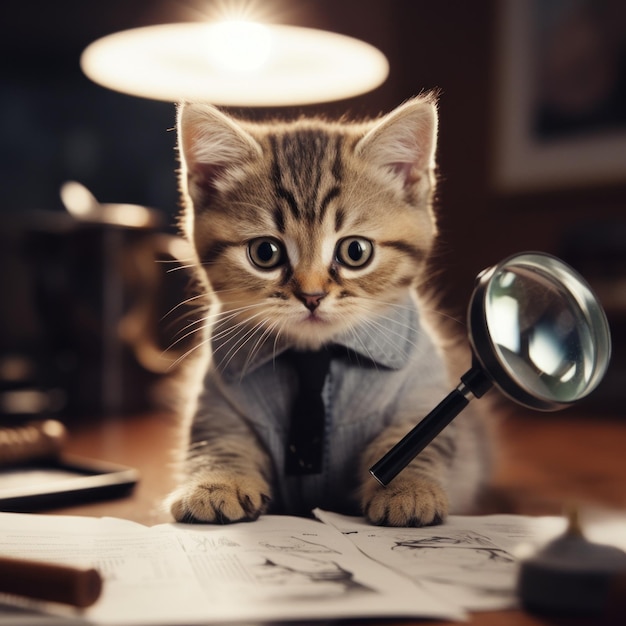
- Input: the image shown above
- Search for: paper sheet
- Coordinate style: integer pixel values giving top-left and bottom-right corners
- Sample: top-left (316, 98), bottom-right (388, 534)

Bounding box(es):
top-left (4, 509), bottom-right (624, 624)
top-left (313, 509), bottom-right (566, 611)
top-left (0, 512), bottom-right (462, 625)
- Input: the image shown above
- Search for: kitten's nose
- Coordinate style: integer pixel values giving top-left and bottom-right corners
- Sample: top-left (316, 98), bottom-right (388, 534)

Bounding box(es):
top-left (296, 291), bottom-right (327, 312)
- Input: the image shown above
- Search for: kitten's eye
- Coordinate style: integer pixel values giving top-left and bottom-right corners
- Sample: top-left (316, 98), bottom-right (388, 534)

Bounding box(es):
top-left (247, 238), bottom-right (286, 270)
top-left (336, 237), bottom-right (374, 268)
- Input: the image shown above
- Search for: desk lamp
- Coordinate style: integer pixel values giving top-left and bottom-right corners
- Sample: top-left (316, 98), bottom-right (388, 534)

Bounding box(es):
top-left (80, 19), bottom-right (389, 106)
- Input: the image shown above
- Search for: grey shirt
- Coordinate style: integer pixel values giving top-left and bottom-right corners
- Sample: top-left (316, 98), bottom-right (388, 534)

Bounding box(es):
top-left (197, 295), bottom-right (450, 515)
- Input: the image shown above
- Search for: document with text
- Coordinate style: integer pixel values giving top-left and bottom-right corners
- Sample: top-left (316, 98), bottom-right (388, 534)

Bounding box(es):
top-left (0, 512), bottom-right (461, 625)
top-left (3, 508), bottom-right (624, 624)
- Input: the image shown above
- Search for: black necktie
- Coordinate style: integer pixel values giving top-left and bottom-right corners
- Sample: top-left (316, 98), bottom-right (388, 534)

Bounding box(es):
top-left (285, 349), bottom-right (332, 475)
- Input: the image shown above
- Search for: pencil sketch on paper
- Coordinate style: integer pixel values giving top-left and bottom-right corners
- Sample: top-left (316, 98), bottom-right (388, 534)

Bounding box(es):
top-left (248, 534), bottom-right (370, 598)
top-left (259, 535), bottom-right (341, 554)
top-left (249, 552), bottom-right (374, 599)
top-left (313, 510), bottom-right (524, 610)
top-left (374, 529), bottom-right (514, 586)
top-left (183, 534), bottom-right (241, 552)
top-left (174, 529), bottom-right (374, 600)
top-left (390, 531), bottom-right (515, 578)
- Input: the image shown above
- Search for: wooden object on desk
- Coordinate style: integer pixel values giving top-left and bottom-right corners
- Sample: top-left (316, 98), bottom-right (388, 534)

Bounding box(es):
top-left (0, 419), bottom-right (67, 466)
top-left (0, 555), bottom-right (102, 608)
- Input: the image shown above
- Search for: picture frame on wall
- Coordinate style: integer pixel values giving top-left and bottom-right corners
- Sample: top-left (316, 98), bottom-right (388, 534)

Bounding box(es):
top-left (492, 0), bottom-right (626, 193)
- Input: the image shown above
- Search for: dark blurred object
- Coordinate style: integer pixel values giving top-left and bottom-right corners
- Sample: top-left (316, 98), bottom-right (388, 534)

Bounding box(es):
top-left (0, 419), bottom-right (66, 467)
top-left (560, 219), bottom-right (626, 411)
top-left (0, 202), bottom-right (194, 424)
top-left (0, 455), bottom-right (138, 513)
top-left (518, 507), bottom-right (626, 619)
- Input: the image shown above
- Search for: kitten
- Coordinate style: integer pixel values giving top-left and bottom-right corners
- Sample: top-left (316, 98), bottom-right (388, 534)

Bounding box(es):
top-left (166, 95), bottom-right (491, 526)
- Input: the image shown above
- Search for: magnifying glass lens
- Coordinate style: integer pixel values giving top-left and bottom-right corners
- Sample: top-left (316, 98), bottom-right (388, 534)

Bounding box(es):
top-left (477, 253), bottom-right (611, 408)
top-left (488, 269), bottom-right (590, 401)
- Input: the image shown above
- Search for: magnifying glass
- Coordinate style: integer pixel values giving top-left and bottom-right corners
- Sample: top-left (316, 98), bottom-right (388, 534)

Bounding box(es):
top-left (369, 251), bottom-right (611, 487)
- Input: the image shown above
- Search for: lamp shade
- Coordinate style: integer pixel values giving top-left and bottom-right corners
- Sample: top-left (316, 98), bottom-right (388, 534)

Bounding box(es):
top-left (80, 22), bottom-right (389, 106)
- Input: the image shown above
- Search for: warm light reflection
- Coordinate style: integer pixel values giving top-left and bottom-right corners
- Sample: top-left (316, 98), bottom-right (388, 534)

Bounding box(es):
top-left (81, 22), bottom-right (389, 106)
top-left (205, 20), bottom-right (272, 72)
top-left (60, 181), bottom-right (156, 228)
top-left (60, 180), bottom-right (97, 218)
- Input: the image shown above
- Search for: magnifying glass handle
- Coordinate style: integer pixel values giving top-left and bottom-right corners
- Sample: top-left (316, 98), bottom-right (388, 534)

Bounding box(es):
top-left (369, 368), bottom-right (492, 486)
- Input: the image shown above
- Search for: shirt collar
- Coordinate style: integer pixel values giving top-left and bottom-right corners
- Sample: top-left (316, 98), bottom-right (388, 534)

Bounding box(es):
top-left (213, 296), bottom-right (420, 382)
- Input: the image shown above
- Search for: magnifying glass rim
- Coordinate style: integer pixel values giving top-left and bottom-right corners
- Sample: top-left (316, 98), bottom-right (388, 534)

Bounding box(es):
top-left (468, 251), bottom-right (612, 411)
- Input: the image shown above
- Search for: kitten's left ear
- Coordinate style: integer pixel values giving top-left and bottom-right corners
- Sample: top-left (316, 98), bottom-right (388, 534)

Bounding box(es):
top-left (356, 94), bottom-right (438, 188)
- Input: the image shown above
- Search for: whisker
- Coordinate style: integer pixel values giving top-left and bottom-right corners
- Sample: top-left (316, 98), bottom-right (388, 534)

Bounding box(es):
top-left (358, 294), bottom-right (464, 326)
top-left (164, 319), bottom-right (209, 353)
top-left (164, 263), bottom-right (200, 273)
top-left (212, 308), bottom-right (268, 353)
top-left (211, 304), bottom-right (271, 339)
top-left (165, 302), bottom-right (267, 353)
top-left (165, 302), bottom-right (269, 369)
top-left (270, 318), bottom-right (290, 371)
top-left (346, 322), bottom-right (380, 370)
top-left (155, 256), bottom-right (196, 265)
top-left (215, 312), bottom-right (272, 374)
top-left (166, 334), bottom-right (210, 370)
top-left (160, 292), bottom-right (208, 322)
top-left (239, 318), bottom-right (281, 381)
top-left (348, 301), bottom-right (424, 354)
top-left (160, 305), bottom-right (208, 340)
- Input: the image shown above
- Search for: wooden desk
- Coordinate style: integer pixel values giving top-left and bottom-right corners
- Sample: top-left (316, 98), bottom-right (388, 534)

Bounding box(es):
top-left (54, 408), bottom-right (626, 626)
top-left (61, 411), bottom-right (180, 526)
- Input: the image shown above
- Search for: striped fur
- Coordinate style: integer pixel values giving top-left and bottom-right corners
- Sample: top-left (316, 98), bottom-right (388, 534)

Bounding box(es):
top-left (167, 96), bottom-right (492, 526)
top-left (178, 97), bottom-right (438, 349)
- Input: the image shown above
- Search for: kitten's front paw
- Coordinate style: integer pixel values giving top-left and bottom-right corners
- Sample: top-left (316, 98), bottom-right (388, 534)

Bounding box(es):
top-left (361, 476), bottom-right (448, 527)
top-left (167, 471), bottom-right (271, 524)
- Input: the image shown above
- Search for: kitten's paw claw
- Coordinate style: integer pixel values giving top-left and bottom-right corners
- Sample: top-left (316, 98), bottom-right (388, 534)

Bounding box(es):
top-left (361, 477), bottom-right (448, 527)
top-left (167, 472), bottom-right (271, 524)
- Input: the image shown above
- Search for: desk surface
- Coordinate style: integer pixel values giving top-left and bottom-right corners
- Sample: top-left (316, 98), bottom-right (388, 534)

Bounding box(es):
top-left (54, 407), bottom-right (626, 626)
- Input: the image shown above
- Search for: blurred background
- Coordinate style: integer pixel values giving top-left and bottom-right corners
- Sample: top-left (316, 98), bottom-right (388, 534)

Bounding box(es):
top-left (1, 0), bottom-right (625, 422)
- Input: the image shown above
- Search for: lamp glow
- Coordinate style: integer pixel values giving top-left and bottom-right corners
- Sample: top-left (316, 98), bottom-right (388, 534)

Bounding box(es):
top-left (205, 20), bottom-right (272, 73)
top-left (80, 22), bottom-right (389, 106)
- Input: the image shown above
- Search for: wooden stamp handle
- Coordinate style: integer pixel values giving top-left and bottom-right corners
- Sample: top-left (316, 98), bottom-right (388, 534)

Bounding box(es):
top-left (0, 419), bottom-right (67, 467)
top-left (0, 555), bottom-right (102, 608)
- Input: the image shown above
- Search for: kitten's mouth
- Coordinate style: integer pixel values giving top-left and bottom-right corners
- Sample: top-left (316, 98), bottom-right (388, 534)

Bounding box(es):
top-left (296, 307), bottom-right (334, 327)
top-left (304, 312), bottom-right (326, 324)
top-left (286, 309), bottom-right (341, 348)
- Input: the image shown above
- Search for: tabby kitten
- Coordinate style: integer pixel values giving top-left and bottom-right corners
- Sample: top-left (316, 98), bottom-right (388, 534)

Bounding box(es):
top-left (166, 95), bottom-right (491, 526)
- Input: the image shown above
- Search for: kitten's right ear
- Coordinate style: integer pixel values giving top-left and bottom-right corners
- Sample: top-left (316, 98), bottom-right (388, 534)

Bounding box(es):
top-left (178, 102), bottom-right (261, 207)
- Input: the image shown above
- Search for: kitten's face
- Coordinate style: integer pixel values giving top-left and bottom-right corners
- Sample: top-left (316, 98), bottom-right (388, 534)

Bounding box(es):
top-left (179, 97), bottom-right (438, 349)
